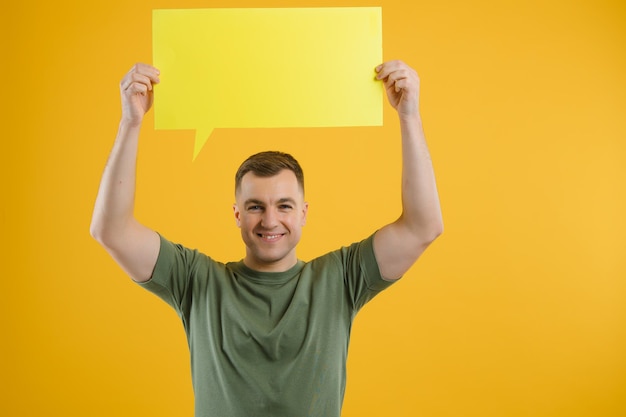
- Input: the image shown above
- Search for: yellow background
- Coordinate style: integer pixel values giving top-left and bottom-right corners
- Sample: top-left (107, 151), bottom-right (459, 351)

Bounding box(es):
top-left (2, 0), bottom-right (625, 416)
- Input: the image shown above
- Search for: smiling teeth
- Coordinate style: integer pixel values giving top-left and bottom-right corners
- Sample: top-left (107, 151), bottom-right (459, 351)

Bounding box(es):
top-left (262, 234), bottom-right (281, 240)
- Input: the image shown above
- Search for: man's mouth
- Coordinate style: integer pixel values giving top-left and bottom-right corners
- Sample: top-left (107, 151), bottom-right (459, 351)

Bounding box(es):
top-left (257, 233), bottom-right (284, 241)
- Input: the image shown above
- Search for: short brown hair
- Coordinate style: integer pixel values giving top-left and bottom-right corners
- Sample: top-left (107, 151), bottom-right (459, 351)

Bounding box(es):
top-left (235, 151), bottom-right (304, 195)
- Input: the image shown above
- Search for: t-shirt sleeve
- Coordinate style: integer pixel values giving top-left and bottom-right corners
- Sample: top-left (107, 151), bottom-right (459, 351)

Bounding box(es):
top-left (136, 234), bottom-right (202, 316)
top-left (340, 232), bottom-right (397, 312)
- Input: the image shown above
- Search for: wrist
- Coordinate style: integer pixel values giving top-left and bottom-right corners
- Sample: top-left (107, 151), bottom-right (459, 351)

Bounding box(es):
top-left (119, 116), bottom-right (144, 131)
top-left (398, 111), bottom-right (422, 126)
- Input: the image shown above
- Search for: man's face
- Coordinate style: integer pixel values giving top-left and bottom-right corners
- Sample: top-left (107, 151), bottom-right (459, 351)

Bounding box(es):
top-left (233, 169), bottom-right (308, 272)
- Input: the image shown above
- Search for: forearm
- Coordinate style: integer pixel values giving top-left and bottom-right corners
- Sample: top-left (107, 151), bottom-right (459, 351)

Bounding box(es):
top-left (90, 120), bottom-right (142, 245)
top-left (398, 113), bottom-right (443, 243)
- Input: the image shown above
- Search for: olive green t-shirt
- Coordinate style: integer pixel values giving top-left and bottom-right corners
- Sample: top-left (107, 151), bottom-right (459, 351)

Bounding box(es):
top-left (139, 233), bottom-right (395, 417)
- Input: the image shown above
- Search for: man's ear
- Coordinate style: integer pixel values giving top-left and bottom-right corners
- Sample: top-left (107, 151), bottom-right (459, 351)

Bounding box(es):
top-left (301, 202), bottom-right (309, 226)
top-left (233, 204), bottom-right (241, 227)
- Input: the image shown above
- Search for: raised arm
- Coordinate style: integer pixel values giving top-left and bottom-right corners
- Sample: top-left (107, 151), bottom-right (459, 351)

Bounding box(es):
top-left (373, 60), bottom-right (443, 281)
top-left (90, 64), bottom-right (161, 283)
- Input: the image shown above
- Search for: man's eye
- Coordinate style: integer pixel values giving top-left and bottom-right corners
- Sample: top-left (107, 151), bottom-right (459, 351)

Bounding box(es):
top-left (279, 205), bottom-right (293, 210)
top-left (248, 205), bottom-right (262, 211)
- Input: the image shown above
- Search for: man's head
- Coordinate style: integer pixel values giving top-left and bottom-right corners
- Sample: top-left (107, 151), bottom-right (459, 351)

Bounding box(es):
top-left (235, 151), bottom-right (304, 197)
top-left (233, 151), bottom-right (308, 272)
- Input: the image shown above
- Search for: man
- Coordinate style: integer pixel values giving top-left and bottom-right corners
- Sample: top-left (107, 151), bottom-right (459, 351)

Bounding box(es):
top-left (90, 60), bottom-right (443, 416)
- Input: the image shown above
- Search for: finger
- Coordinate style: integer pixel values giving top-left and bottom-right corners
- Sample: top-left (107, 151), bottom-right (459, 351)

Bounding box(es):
top-left (375, 59), bottom-right (408, 80)
top-left (120, 75), bottom-right (148, 92)
top-left (127, 62), bottom-right (160, 79)
top-left (121, 72), bottom-right (155, 92)
top-left (126, 81), bottom-right (149, 96)
top-left (384, 69), bottom-right (408, 85)
top-left (388, 72), bottom-right (420, 93)
top-left (122, 63), bottom-right (160, 87)
top-left (392, 78), bottom-right (409, 93)
top-left (389, 75), bottom-right (420, 94)
top-left (384, 73), bottom-right (407, 93)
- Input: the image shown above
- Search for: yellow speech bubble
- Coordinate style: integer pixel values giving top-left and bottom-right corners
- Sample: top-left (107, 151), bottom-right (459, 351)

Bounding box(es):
top-left (152, 7), bottom-right (383, 159)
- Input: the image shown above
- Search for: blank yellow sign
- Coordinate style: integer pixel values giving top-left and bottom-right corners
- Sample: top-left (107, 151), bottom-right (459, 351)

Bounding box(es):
top-left (152, 7), bottom-right (383, 159)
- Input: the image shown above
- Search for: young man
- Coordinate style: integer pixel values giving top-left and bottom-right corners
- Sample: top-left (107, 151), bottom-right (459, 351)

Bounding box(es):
top-left (91, 60), bottom-right (443, 416)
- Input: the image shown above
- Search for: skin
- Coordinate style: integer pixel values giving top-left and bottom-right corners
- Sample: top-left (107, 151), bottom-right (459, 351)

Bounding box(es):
top-left (371, 60), bottom-right (444, 280)
top-left (233, 169), bottom-right (308, 272)
top-left (90, 60), bottom-right (442, 282)
top-left (90, 64), bottom-right (161, 282)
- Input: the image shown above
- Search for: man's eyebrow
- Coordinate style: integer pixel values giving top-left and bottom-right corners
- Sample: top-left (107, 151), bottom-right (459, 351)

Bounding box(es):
top-left (244, 199), bottom-right (264, 206)
top-left (277, 198), bottom-right (297, 205)
top-left (243, 198), bottom-right (297, 206)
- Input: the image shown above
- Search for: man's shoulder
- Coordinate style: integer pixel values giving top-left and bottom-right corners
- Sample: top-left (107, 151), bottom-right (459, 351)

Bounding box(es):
top-left (156, 234), bottom-right (228, 272)
top-left (303, 233), bottom-right (376, 269)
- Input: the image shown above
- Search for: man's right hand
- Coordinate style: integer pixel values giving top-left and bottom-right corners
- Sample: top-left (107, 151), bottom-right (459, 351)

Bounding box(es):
top-left (120, 63), bottom-right (160, 126)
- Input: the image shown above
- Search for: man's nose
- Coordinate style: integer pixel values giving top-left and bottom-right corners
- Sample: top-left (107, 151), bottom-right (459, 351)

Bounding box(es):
top-left (261, 208), bottom-right (279, 228)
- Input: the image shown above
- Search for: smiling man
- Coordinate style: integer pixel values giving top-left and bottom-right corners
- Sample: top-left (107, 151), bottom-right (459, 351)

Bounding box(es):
top-left (234, 155), bottom-right (308, 272)
top-left (90, 60), bottom-right (443, 417)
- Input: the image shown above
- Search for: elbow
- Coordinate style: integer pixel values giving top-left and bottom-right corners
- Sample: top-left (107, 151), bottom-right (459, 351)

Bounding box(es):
top-left (400, 214), bottom-right (444, 250)
top-left (89, 216), bottom-right (117, 249)
top-left (89, 218), bottom-right (106, 245)
top-left (430, 210), bottom-right (444, 240)
top-left (420, 219), bottom-right (444, 248)
top-left (432, 219), bottom-right (444, 241)
top-left (90, 214), bottom-right (136, 252)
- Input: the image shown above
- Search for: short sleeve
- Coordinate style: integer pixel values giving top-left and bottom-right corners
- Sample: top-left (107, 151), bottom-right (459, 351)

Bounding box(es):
top-left (136, 234), bottom-right (202, 316)
top-left (340, 233), bottom-right (397, 312)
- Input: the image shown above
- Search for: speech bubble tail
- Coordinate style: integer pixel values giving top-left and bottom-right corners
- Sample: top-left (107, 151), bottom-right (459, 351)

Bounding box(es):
top-left (193, 127), bottom-right (214, 161)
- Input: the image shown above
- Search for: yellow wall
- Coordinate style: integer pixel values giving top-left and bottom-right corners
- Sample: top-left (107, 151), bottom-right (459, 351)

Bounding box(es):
top-left (2, 0), bottom-right (625, 416)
